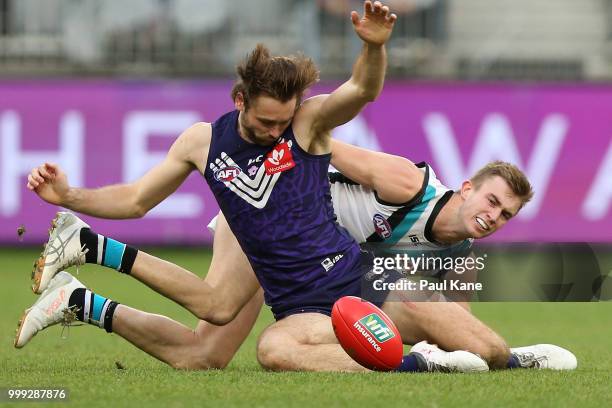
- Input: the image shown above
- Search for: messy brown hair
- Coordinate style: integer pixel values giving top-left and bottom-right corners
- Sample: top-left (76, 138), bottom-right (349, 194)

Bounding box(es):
top-left (470, 161), bottom-right (534, 208)
top-left (231, 44), bottom-right (319, 109)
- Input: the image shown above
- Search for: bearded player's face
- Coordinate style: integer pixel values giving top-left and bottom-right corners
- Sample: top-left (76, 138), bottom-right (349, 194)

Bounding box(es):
top-left (236, 94), bottom-right (297, 146)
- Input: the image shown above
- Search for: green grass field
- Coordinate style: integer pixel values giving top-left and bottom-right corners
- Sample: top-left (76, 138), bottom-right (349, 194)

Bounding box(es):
top-left (1, 247), bottom-right (611, 408)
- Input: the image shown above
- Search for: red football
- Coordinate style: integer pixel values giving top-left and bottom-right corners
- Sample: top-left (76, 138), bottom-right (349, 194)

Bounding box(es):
top-left (331, 296), bottom-right (403, 371)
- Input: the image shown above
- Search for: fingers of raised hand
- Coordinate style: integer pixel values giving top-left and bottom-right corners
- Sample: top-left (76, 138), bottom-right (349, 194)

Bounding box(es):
top-left (363, 1), bottom-right (396, 25)
top-left (31, 168), bottom-right (45, 184)
top-left (44, 162), bottom-right (58, 175)
top-left (366, 1), bottom-right (382, 16)
top-left (27, 173), bottom-right (40, 190)
top-left (38, 164), bottom-right (52, 179)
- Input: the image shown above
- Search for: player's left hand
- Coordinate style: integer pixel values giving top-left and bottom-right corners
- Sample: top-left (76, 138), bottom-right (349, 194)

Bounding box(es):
top-left (351, 1), bottom-right (397, 46)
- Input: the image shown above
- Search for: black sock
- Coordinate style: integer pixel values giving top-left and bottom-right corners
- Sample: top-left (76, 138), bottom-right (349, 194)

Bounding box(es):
top-left (68, 287), bottom-right (120, 332)
top-left (80, 228), bottom-right (99, 264)
top-left (119, 246), bottom-right (138, 275)
top-left (79, 228), bottom-right (138, 274)
top-left (396, 353), bottom-right (429, 372)
top-left (507, 353), bottom-right (521, 369)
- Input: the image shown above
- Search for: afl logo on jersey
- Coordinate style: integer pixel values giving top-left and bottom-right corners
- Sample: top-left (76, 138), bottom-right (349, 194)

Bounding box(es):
top-left (214, 166), bottom-right (242, 182)
top-left (373, 214), bottom-right (392, 239)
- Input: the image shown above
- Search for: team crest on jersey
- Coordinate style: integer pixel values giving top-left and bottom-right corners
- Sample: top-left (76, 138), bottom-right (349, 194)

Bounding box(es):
top-left (209, 138), bottom-right (296, 209)
top-left (373, 214), bottom-right (392, 239)
top-left (214, 165), bottom-right (241, 182)
top-left (264, 141), bottom-right (295, 175)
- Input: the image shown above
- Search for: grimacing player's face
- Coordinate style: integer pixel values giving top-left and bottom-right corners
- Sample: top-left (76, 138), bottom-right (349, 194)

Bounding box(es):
top-left (235, 94), bottom-right (297, 146)
top-left (459, 176), bottom-right (523, 239)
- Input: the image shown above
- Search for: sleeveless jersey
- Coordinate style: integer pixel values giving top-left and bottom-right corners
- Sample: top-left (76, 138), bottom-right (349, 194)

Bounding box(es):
top-left (329, 162), bottom-right (473, 261)
top-left (204, 111), bottom-right (363, 316)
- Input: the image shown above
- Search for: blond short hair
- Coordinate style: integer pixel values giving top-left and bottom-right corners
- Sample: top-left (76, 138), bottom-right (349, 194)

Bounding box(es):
top-left (470, 161), bottom-right (534, 208)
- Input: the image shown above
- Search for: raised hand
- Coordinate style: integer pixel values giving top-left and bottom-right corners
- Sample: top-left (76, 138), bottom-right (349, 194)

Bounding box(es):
top-left (351, 1), bottom-right (397, 46)
top-left (26, 162), bottom-right (70, 205)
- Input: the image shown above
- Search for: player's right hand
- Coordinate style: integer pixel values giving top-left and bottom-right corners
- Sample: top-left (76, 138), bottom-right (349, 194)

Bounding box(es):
top-left (351, 1), bottom-right (397, 47)
top-left (26, 163), bottom-right (70, 205)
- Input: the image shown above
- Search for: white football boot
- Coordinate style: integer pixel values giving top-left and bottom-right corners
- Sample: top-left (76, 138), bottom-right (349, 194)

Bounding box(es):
top-left (32, 212), bottom-right (90, 294)
top-left (510, 344), bottom-right (577, 370)
top-left (410, 341), bottom-right (489, 373)
top-left (15, 271), bottom-right (85, 349)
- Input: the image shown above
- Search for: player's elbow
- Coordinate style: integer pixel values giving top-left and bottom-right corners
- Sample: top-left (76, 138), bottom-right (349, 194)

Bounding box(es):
top-left (370, 175), bottom-right (413, 204)
top-left (126, 194), bottom-right (147, 218)
top-left (131, 192), bottom-right (154, 218)
top-left (357, 85), bottom-right (379, 103)
top-left (371, 157), bottom-right (422, 203)
top-left (348, 78), bottom-right (380, 103)
top-left (131, 204), bottom-right (148, 219)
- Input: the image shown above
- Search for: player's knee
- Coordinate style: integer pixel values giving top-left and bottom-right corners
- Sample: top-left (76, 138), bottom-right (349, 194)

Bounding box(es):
top-left (198, 310), bottom-right (232, 326)
top-left (170, 356), bottom-right (206, 370)
top-left (169, 343), bottom-right (231, 370)
top-left (256, 334), bottom-right (281, 370)
top-left (193, 304), bottom-right (239, 326)
top-left (171, 354), bottom-right (228, 370)
top-left (182, 349), bottom-right (233, 370)
top-left (256, 330), bottom-right (293, 371)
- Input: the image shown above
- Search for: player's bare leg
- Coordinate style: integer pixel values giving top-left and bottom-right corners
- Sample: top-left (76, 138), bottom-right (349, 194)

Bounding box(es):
top-left (255, 312), bottom-right (487, 373)
top-left (111, 225), bottom-right (266, 369)
top-left (381, 293), bottom-right (510, 368)
top-left (111, 289), bottom-right (264, 369)
top-left (128, 214), bottom-right (260, 324)
top-left (34, 211), bottom-right (259, 325)
top-left (19, 229), bottom-right (265, 370)
top-left (21, 212), bottom-right (266, 368)
top-left (256, 313), bottom-right (366, 372)
top-left (94, 214), bottom-right (265, 367)
top-left (16, 269), bottom-right (264, 369)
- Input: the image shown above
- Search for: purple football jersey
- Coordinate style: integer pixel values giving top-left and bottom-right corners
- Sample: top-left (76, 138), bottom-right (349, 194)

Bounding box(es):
top-left (204, 110), bottom-right (363, 316)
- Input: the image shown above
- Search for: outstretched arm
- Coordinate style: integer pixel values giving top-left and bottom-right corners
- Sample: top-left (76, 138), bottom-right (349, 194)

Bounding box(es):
top-left (27, 122), bottom-right (210, 219)
top-left (296, 1), bottom-right (396, 138)
top-left (330, 139), bottom-right (424, 204)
